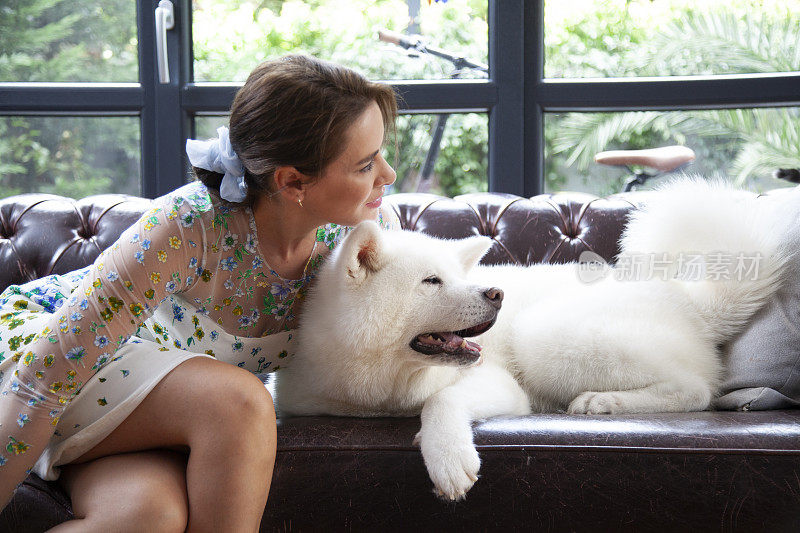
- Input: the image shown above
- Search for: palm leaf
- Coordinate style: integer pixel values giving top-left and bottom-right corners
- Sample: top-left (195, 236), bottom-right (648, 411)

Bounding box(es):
top-left (552, 111), bottom-right (722, 171)
top-left (551, 8), bottom-right (800, 182)
top-left (728, 109), bottom-right (800, 184)
top-left (652, 10), bottom-right (800, 74)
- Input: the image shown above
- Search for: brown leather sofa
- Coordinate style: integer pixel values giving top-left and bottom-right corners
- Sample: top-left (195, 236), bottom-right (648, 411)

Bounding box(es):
top-left (1, 190), bottom-right (799, 532)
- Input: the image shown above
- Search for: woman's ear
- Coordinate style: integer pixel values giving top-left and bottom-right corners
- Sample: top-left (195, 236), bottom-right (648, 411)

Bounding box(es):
top-left (273, 165), bottom-right (307, 203)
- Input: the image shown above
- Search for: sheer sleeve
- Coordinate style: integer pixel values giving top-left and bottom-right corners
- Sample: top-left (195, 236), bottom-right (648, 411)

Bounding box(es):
top-left (0, 192), bottom-right (209, 495)
top-left (53, 196), bottom-right (210, 377)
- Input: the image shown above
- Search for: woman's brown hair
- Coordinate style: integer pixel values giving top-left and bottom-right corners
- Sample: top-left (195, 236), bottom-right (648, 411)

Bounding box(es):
top-left (193, 54), bottom-right (398, 203)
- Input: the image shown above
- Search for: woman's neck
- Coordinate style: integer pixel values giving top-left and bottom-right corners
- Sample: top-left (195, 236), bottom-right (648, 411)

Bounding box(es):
top-left (250, 195), bottom-right (320, 263)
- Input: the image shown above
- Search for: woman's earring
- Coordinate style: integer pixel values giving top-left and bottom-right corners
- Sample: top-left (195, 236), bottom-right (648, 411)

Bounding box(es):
top-left (297, 198), bottom-right (303, 208)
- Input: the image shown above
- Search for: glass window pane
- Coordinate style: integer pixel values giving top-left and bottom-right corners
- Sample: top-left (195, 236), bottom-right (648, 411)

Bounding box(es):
top-left (544, 0), bottom-right (799, 78)
top-left (545, 108), bottom-right (800, 195)
top-left (0, 0), bottom-right (138, 82)
top-left (386, 112), bottom-right (488, 196)
top-left (0, 116), bottom-right (141, 198)
top-left (192, 0), bottom-right (487, 82)
top-left (194, 112), bottom-right (488, 196)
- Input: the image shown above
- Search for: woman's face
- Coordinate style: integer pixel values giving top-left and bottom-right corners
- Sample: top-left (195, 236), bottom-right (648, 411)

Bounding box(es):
top-left (302, 101), bottom-right (396, 227)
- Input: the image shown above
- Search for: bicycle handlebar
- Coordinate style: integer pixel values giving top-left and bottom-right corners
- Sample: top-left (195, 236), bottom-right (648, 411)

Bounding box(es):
top-left (378, 28), bottom-right (416, 49)
top-left (376, 28), bottom-right (488, 73)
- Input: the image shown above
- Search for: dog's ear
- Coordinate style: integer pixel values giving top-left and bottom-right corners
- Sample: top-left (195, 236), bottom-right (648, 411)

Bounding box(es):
top-left (342, 220), bottom-right (386, 282)
top-left (456, 236), bottom-right (493, 271)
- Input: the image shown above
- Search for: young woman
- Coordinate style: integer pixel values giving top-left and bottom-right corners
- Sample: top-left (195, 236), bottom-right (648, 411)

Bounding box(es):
top-left (0, 54), bottom-right (398, 531)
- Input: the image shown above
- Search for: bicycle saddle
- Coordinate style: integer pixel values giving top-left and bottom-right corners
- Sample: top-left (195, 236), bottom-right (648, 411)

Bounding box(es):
top-left (594, 145), bottom-right (696, 172)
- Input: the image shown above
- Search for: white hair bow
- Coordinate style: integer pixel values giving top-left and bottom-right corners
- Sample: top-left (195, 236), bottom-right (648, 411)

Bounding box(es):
top-left (186, 126), bottom-right (248, 202)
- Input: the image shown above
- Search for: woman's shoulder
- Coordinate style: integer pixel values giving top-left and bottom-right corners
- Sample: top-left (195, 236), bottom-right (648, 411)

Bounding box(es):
top-left (155, 180), bottom-right (215, 221)
top-left (155, 180), bottom-right (249, 232)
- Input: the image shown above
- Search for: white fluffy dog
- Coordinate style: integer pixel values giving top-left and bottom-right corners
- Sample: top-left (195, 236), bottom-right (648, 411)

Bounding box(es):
top-left (277, 178), bottom-right (797, 500)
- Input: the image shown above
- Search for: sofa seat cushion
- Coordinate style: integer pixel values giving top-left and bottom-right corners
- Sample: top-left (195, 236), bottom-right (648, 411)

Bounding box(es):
top-left (262, 412), bottom-right (800, 531)
top-left (4, 410), bottom-right (800, 531)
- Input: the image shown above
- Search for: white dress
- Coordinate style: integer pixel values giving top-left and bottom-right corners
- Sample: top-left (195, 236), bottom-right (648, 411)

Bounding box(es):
top-left (0, 181), bottom-right (398, 479)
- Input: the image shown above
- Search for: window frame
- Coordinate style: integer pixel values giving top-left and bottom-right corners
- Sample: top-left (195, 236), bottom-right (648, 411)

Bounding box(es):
top-left (0, 1), bottom-right (798, 199)
top-left (530, 1), bottom-right (800, 196)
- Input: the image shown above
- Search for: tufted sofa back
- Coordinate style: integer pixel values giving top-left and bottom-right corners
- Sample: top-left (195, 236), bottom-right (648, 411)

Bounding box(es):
top-left (0, 191), bottom-right (641, 292)
top-left (0, 194), bottom-right (152, 291)
top-left (392, 192), bottom-right (639, 266)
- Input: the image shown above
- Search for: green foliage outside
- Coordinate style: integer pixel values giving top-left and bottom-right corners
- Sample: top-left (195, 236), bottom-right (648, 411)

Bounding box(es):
top-left (191, 0), bottom-right (489, 196)
top-left (1, 0), bottom-right (798, 200)
top-left (0, 0), bottom-right (137, 82)
top-left (0, 116), bottom-right (140, 198)
top-left (545, 0), bottom-right (800, 194)
top-left (0, 0), bottom-right (139, 197)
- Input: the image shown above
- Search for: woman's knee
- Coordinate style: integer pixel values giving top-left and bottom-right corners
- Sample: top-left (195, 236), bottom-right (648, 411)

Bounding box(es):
top-left (202, 364), bottom-right (275, 425)
top-left (61, 450), bottom-right (188, 533)
top-left (231, 371), bottom-right (277, 428)
top-left (183, 361), bottom-right (276, 450)
top-left (123, 486), bottom-right (188, 533)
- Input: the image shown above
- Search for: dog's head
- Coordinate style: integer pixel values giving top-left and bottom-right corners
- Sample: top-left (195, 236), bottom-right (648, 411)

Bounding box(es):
top-left (311, 221), bottom-right (502, 368)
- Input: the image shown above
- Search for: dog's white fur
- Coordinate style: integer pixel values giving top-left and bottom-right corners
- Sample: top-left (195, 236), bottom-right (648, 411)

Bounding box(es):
top-left (277, 178), bottom-right (798, 500)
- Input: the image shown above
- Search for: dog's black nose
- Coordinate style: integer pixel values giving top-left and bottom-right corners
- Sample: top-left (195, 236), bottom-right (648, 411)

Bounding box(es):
top-left (483, 287), bottom-right (504, 309)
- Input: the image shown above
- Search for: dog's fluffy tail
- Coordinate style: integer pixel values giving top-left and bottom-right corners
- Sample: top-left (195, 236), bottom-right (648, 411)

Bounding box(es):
top-left (619, 176), bottom-right (799, 345)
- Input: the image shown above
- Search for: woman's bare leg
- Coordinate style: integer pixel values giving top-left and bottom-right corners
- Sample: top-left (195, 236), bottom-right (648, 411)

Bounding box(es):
top-left (58, 357), bottom-right (276, 532)
top-left (49, 450), bottom-right (188, 533)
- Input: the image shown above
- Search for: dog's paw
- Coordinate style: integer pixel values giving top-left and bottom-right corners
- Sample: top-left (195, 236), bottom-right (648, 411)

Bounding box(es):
top-left (419, 432), bottom-right (480, 500)
top-left (568, 391), bottom-right (625, 414)
top-left (426, 444), bottom-right (480, 501)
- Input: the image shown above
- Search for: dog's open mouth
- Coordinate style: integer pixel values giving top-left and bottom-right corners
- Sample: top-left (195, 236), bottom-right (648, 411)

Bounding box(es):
top-left (409, 318), bottom-right (496, 365)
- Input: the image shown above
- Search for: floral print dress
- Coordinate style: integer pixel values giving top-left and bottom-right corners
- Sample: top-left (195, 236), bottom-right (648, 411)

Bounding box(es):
top-left (0, 181), bottom-right (398, 480)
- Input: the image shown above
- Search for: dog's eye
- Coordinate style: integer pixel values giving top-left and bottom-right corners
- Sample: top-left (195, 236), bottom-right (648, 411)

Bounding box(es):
top-left (422, 276), bottom-right (442, 285)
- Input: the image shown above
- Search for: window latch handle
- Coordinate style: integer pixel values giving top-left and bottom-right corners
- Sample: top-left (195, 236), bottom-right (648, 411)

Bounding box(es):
top-left (155, 0), bottom-right (175, 84)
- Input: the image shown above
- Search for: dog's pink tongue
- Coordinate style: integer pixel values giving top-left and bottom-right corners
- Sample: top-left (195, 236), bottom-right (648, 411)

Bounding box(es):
top-left (465, 339), bottom-right (482, 352)
top-left (441, 333), bottom-right (482, 354)
top-left (441, 332), bottom-right (462, 351)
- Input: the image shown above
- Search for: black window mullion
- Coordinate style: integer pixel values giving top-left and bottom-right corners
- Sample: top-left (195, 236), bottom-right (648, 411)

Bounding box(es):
top-left (183, 0), bottom-right (196, 142)
top-left (538, 74), bottom-right (800, 112)
top-left (488, 0), bottom-right (531, 197)
top-left (139, 0), bottom-right (189, 199)
top-left (138, 0), bottom-right (157, 198)
top-left (523, 1), bottom-right (544, 198)
top-left (182, 80), bottom-right (497, 115)
top-left (388, 81), bottom-right (497, 113)
top-left (181, 84), bottom-right (240, 114)
top-left (0, 84), bottom-right (143, 114)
